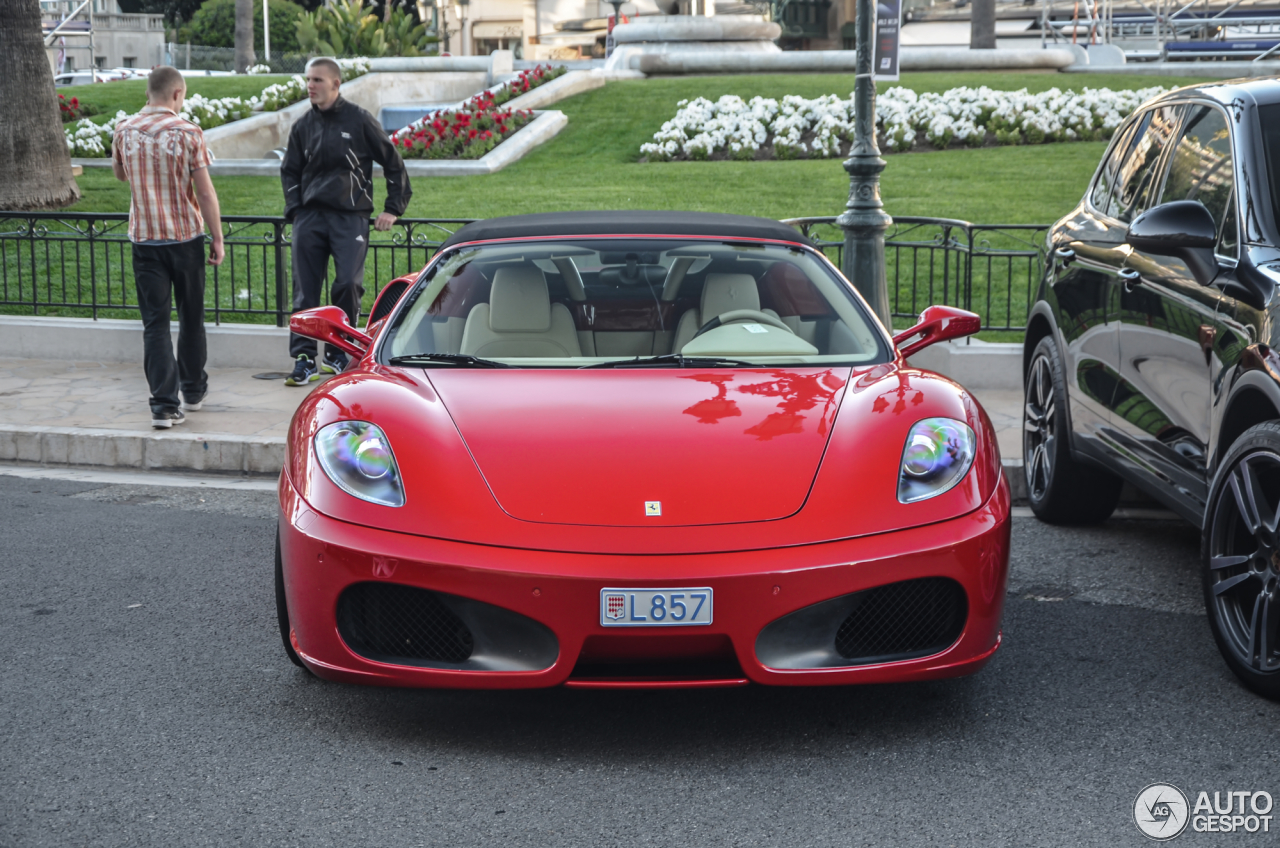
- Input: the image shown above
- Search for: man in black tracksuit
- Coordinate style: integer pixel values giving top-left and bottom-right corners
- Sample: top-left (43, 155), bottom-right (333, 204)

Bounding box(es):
top-left (281, 56), bottom-right (411, 385)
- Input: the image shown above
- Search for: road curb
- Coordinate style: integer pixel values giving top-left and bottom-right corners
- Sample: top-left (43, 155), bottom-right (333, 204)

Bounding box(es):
top-left (0, 315), bottom-right (289, 369)
top-left (1003, 457), bottom-right (1026, 503)
top-left (0, 424), bottom-right (284, 476)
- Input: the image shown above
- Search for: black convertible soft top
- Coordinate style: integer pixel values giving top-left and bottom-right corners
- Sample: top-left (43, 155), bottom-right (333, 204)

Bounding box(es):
top-left (439, 211), bottom-right (810, 249)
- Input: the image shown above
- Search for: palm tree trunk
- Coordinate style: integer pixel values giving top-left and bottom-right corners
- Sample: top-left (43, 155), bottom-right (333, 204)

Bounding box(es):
top-left (970, 0), bottom-right (996, 48)
top-left (0, 0), bottom-right (81, 210)
top-left (235, 0), bottom-right (256, 73)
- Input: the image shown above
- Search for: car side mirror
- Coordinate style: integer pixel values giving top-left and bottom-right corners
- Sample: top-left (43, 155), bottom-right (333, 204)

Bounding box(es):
top-left (893, 305), bottom-right (981, 359)
top-left (290, 306), bottom-right (373, 358)
top-left (1125, 200), bottom-right (1220, 286)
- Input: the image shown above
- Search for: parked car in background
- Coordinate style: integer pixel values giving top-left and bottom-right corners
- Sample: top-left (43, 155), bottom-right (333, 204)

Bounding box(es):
top-left (1025, 77), bottom-right (1280, 699)
top-left (53, 70), bottom-right (129, 86)
top-left (276, 211), bottom-right (1011, 691)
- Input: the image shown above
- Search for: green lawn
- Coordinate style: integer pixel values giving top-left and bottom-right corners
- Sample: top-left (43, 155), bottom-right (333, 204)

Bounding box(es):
top-left (69, 70), bottom-right (1215, 225)
top-left (43, 70), bottom-right (1217, 331)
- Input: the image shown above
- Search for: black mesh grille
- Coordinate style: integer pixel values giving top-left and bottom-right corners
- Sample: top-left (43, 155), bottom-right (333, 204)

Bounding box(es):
top-left (369, 280), bottom-right (410, 325)
top-left (833, 577), bottom-right (966, 664)
top-left (337, 583), bottom-right (474, 665)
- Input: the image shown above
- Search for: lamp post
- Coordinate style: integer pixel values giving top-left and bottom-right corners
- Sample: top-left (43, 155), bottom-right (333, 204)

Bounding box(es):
top-left (435, 0), bottom-right (450, 53)
top-left (454, 0), bottom-right (470, 55)
top-left (836, 0), bottom-right (892, 327)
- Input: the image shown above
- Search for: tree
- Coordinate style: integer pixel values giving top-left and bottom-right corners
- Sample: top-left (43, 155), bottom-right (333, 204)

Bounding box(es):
top-left (970, 0), bottom-right (996, 49)
top-left (235, 0), bottom-right (256, 72)
top-left (180, 0), bottom-right (306, 53)
top-left (296, 0), bottom-right (434, 57)
top-left (0, 0), bottom-right (80, 210)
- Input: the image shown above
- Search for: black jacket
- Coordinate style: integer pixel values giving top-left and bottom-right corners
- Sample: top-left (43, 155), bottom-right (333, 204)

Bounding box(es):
top-left (281, 96), bottom-right (411, 222)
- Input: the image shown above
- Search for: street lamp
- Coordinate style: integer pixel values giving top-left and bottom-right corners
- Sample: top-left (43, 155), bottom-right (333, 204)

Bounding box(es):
top-left (836, 0), bottom-right (892, 327)
top-left (434, 0), bottom-right (450, 53)
top-left (454, 0), bottom-right (470, 56)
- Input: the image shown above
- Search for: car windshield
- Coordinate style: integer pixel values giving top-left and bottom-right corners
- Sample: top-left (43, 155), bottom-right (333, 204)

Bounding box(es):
top-left (1258, 103), bottom-right (1280, 233)
top-left (380, 237), bottom-right (892, 367)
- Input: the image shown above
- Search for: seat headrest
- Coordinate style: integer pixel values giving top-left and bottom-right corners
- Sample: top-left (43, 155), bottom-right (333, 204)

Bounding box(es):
top-left (701, 273), bottom-right (760, 318)
top-left (489, 266), bottom-right (551, 332)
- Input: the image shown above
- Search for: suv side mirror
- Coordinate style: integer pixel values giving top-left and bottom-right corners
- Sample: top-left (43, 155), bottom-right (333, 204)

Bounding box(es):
top-left (290, 306), bottom-right (373, 358)
top-left (1126, 200), bottom-right (1220, 286)
top-left (893, 305), bottom-right (981, 359)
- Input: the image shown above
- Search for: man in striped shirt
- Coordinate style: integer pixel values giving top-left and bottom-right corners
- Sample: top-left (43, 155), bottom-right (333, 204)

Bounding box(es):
top-left (112, 65), bottom-right (224, 429)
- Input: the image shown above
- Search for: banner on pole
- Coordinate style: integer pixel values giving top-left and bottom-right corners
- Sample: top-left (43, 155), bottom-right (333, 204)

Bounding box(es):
top-left (874, 0), bottom-right (901, 81)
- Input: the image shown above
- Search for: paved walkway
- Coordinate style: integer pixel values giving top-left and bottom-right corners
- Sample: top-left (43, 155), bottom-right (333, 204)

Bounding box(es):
top-left (0, 358), bottom-right (1025, 479)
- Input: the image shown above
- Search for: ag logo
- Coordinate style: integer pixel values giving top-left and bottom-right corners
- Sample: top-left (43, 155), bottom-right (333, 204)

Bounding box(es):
top-left (1135, 783), bottom-right (1190, 840)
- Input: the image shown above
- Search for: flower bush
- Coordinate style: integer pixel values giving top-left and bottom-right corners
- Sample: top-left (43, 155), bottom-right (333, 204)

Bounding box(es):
top-left (640, 85), bottom-right (1170, 162)
top-left (65, 111), bottom-right (128, 157)
top-left (392, 97), bottom-right (533, 161)
top-left (389, 64), bottom-right (565, 160)
top-left (58, 94), bottom-right (102, 123)
top-left (65, 58), bottom-right (370, 156)
top-left (490, 64), bottom-right (567, 106)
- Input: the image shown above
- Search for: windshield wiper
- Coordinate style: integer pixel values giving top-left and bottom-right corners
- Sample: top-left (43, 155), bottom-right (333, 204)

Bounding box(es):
top-left (389, 353), bottom-right (512, 368)
top-left (581, 354), bottom-right (760, 369)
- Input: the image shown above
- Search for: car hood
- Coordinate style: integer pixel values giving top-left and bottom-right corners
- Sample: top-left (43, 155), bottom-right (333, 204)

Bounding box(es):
top-left (426, 368), bottom-right (851, 527)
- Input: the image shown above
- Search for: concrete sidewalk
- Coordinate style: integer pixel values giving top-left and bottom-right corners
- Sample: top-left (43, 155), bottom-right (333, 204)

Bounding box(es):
top-left (0, 356), bottom-right (1028, 494)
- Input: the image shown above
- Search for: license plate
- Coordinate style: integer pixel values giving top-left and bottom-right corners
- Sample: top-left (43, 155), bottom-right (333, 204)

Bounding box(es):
top-left (600, 588), bottom-right (713, 627)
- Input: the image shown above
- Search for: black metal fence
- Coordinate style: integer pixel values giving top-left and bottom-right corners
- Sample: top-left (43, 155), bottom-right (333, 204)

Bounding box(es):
top-left (0, 212), bottom-right (474, 326)
top-left (783, 216), bottom-right (1050, 333)
top-left (0, 211), bottom-right (1047, 333)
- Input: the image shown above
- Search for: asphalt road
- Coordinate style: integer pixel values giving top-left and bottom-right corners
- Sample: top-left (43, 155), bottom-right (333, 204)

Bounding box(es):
top-left (2, 473), bottom-right (1279, 847)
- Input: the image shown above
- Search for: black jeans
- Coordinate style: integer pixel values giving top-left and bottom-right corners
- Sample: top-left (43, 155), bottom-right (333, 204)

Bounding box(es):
top-left (289, 206), bottom-right (369, 360)
top-left (131, 238), bottom-right (208, 414)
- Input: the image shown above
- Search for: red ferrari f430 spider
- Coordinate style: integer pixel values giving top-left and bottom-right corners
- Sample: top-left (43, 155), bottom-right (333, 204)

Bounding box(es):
top-left (277, 211), bottom-right (1011, 689)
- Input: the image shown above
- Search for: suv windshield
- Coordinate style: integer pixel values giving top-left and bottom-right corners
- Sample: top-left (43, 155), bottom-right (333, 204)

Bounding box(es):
top-left (380, 238), bottom-right (891, 367)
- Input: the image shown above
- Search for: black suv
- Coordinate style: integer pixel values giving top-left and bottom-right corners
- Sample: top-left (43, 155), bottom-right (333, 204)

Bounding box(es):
top-left (1025, 77), bottom-right (1280, 699)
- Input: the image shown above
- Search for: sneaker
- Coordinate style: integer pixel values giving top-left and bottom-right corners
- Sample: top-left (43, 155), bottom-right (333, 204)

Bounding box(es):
top-left (152, 409), bottom-right (186, 429)
top-left (320, 350), bottom-right (349, 375)
top-left (181, 394), bottom-right (204, 412)
top-left (284, 355), bottom-right (320, 386)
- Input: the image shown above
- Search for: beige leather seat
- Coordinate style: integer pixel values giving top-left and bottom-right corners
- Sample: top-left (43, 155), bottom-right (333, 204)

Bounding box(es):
top-left (672, 273), bottom-right (779, 353)
top-left (460, 266), bottom-right (582, 358)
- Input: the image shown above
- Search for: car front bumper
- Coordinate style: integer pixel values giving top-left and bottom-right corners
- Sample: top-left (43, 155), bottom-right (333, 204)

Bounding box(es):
top-left (279, 472), bottom-right (1011, 689)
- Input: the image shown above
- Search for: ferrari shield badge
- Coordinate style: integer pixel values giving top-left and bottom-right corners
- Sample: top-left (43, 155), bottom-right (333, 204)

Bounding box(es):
top-left (604, 593), bottom-right (626, 621)
top-left (645, 501), bottom-right (662, 516)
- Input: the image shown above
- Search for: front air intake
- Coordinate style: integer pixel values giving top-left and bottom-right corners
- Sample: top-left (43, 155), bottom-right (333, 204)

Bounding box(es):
top-left (755, 577), bottom-right (968, 670)
top-left (834, 577), bottom-right (967, 663)
top-left (337, 583), bottom-right (475, 665)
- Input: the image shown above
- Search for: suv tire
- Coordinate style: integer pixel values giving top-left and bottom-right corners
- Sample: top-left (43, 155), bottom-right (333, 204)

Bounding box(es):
top-left (1023, 335), bottom-right (1123, 524)
top-left (1203, 422), bottom-right (1280, 700)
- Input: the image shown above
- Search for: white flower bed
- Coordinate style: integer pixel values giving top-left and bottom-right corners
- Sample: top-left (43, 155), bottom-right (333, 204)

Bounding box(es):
top-left (66, 57), bottom-right (371, 158)
top-left (640, 85), bottom-right (1169, 162)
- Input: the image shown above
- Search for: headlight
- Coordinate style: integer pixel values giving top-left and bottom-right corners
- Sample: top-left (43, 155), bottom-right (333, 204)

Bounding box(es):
top-left (314, 421), bottom-right (405, 507)
top-left (897, 417), bottom-right (975, 504)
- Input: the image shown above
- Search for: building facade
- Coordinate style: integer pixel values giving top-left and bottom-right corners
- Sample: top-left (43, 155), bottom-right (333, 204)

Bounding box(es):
top-left (41, 0), bottom-right (167, 73)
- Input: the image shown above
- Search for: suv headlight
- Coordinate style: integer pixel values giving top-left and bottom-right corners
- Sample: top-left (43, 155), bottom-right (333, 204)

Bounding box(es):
top-left (897, 417), bottom-right (975, 504)
top-left (314, 420), bottom-right (405, 507)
